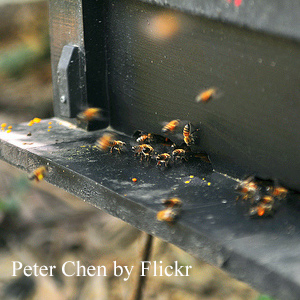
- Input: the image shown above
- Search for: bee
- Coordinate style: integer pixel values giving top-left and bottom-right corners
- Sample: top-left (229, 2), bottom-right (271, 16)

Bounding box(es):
top-left (28, 166), bottom-right (48, 182)
top-left (110, 140), bottom-right (126, 154)
top-left (162, 119), bottom-right (180, 133)
top-left (235, 176), bottom-right (259, 201)
top-left (77, 108), bottom-right (103, 121)
top-left (132, 144), bottom-right (154, 161)
top-left (133, 130), bottom-right (174, 146)
top-left (156, 153), bottom-right (172, 168)
top-left (249, 196), bottom-right (275, 218)
top-left (156, 207), bottom-right (181, 223)
top-left (183, 123), bottom-right (194, 146)
top-left (172, 149), bottom-right (187, 162)
top-left (162, 197), bottom-right (182, 208)
top-left (95, 133), bottom-right (115, 152)
top-left (195, 87), bottom-right (219, 103)
top-left (267, 185), bottom-right (288, 201)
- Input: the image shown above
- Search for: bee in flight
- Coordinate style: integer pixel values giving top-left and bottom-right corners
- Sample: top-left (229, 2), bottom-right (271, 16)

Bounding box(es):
top-left (157, 197), bottom-right (182, 223)
top-left (156, 207), bottom-right (179, 223)
top-left (28, 166), bottom-right (48, 182)
top-left (183, 123), bottom-right (196, 146)
top-left (195, 87), bottom-right (220, 103)
top-left (95, 133), bottom-right (115, 152)
top-left (162, 197), bottom-right (182, 208)
top-left (77, 108), bottom-right (103, 121)
top-left (162, 119), bottom-right (180, 134)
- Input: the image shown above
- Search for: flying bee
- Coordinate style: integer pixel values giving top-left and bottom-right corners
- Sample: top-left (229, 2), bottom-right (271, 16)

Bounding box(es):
top-left (156, 153), bottom-right (172, 168)
top-left (110, 140), bottom-right (126, 154)
top-left (28, 166), bottom-right (48, 182)
top-left (95, 133), bottom-right (115, 152)
top-left (77, 108), bottom-right (104, 121)
top-left (156, 207), bottom-right (181, 223)
top-left (162, 119), bottom-right (180, 134)
top-left (172, 148), bottom-right (187, 162)
top-left (195, 87), bottom-right (220, 103)
top-left (183, 123), bottom-right (195, 146)
top-left (162, 197), bottom-right (182, 208)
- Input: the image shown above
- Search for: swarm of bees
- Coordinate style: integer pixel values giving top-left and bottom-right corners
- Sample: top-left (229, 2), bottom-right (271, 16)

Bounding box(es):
top-left (28, 166), bottom-right (48, 182)
top-left (235, 176), bottom-right (288, 218)
top-left (157, 197), bottom-right (182, 224)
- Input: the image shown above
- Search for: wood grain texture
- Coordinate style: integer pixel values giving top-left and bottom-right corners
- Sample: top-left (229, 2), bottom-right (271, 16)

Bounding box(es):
top-left (49, 0), bottom-right (87, 117)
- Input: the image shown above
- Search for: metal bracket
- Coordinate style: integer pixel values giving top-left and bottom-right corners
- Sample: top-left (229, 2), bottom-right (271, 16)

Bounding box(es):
top-left (57, 45), bottom-right (86, 118)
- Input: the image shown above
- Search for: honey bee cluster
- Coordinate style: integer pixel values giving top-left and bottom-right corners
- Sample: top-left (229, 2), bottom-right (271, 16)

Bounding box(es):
top-left (132, 120), bottom-right (206, 169)
top-left (235, 176), bottom-right (288, 218)
top-left (156, 197), bottom-right (182, 224)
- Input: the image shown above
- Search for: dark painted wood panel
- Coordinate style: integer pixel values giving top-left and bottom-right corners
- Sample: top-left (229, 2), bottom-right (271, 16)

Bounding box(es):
top-left (106, 0), bottom-right (300, 191)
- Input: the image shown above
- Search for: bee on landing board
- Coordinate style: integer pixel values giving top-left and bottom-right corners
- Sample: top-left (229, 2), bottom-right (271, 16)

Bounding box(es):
top-left (235, 176), bottom-right (259, 201)
top-left (195, 88), bottom-right (220, 103)
top-left (249, 195), bottom-right (275, 218)
top-left (172, 148), bottom-right (187, 162)
top-left (266, 185), bottom-right (288, 201)
top-left (77, 108), bottom-right (103, 122)
top-left (156, 153), bottom-right (172, 168)
top-left (110, 141), bottom-right (126, 154)
top-left (162, 119), bottom-right (180, 134)
top-left (28, 166), bottom-right (48, 182)
top-left (132, 144), bottom-right (154, 161)
top-left (133, 130), bottom-right (174, 146)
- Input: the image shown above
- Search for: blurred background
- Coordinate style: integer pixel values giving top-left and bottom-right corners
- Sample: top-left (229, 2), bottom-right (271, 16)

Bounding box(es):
top-left (0, 0), bottom-right (263, 299)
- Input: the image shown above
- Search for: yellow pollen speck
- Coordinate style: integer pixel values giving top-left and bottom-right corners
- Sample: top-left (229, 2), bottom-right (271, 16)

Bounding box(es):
top-left (48, 122), bottom-right (52, 124)
top-left (80, 146), bottom-right (86, 148)
top-left (1, 123), bottom-right (7, 128)
top-left (7, 130), bottom-right (11, 133)
top-left (202, 178), bottom-right (205, 180)
top-left (47, 129), bottom-right (51, 132)
top-left (33, 118), bottom-right (41, 123)
top-left (207, 182), bottom-right (211, 186)
top-left (8, 126), bottom-right (12, 129)
top-left (185, 180), bottom-right (190, 184)
top-left (48, 126), bottom-right (52, 129)
top-left (190, 175), bottom-right (194, 178)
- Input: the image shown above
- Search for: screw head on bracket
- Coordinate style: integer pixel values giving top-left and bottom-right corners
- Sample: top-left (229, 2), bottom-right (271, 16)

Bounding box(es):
top-left (60, 95), bottom-right (66, 103)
